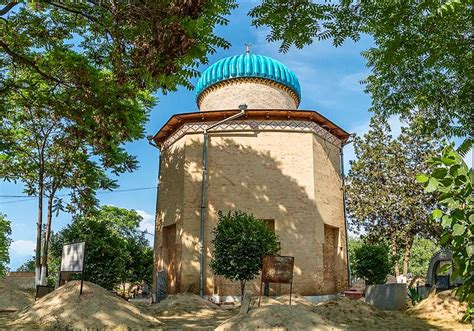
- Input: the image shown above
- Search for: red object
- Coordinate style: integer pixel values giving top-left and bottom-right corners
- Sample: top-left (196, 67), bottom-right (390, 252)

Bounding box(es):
top-left (344, 289), bottom-right (363, 299)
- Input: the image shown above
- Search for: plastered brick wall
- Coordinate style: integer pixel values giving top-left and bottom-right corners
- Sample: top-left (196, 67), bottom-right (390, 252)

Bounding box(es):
top-left (198, 82), bottom-right (297, 111)
top-left (154, 125), bottom-right (348, 296)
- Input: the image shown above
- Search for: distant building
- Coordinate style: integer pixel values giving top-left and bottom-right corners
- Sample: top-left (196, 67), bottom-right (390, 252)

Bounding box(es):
top-left (151, 51), bottom-right (350, 298)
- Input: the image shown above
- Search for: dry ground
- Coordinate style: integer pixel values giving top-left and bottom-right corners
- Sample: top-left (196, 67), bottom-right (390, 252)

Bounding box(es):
top-left (0, 281), bottom-right (471, 330)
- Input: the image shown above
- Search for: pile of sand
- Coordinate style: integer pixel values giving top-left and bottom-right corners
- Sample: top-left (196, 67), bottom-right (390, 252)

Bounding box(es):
top-left (216, 305), bottom-right (338, 331)
top-left (15, 281), bottom-right (161, 329)
top-left (408, 290), bottom-right (468, 323)
top-left (0, 278), bottom-right (34, 312)
top-left (251, 293), bottom-right (314, 307)
top-left (151, 293), bottom-right (220, 316)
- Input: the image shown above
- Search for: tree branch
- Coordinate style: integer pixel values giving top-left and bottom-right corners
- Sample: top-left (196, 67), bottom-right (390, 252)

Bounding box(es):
top-left (0, 2), bottom-right (18, 16)
top-left (0, 39), bottom-right (62, 84)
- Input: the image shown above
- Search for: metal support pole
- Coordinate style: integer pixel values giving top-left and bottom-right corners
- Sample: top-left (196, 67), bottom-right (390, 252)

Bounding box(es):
top-left (340, 137), bottom-right (354, 288)
top-left (198, 105), bottom-right (247, 297)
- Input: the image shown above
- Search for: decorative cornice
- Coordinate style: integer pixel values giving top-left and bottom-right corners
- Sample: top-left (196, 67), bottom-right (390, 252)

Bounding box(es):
top-left (196, 77), bottom-right (300, 109)
top-left (159, 119), bottom-right (342, 151)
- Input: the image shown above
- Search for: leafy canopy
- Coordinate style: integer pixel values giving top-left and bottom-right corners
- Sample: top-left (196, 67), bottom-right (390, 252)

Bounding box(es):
top-left (417, 145), bottom-right (473, 320)
top-left (210, 210), bottom-right (279, 296)
top-left (346, 114), bottom-right (441, 275)
top-left (351, 242), bottom-right (392, 285)
top-left (0, 214), bottom-right (12, 277)
top-left (50, 205), bottom-right (153, 290)
top-left (249, 0), bottom-right (473, 142)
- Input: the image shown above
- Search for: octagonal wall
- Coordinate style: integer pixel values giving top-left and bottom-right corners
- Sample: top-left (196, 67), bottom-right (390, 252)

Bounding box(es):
top-left (154, 127), bottom-right (348, 296)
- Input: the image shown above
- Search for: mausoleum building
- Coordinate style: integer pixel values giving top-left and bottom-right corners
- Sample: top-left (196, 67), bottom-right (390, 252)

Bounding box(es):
top-left (152, 51), bottom-right (351, 298)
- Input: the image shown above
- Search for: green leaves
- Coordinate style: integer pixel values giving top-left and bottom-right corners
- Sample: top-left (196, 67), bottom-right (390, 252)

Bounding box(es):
top-left (0, 214), bottom-right (12, 277)
top-left (418, 145), bottom-right (473, 320)
top-left (210, 210), bottom-right (279, 287)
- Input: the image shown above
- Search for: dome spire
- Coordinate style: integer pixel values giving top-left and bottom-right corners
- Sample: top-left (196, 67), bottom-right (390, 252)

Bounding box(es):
top-left (245, 43), bottom-right (252, 54)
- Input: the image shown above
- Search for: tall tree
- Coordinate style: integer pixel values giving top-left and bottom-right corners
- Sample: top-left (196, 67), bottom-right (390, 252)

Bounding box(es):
top-left (346, 115), bottom-right (441, 276)
top-left (249, 0), bottom-right (473, 145)
top-left (1, 0), bottom-right (235, 285)
top-left (0, 214), bottom-right (12, 277)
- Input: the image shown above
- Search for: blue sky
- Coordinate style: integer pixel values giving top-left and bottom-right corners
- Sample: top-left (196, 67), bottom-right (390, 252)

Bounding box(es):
top-left (1, 2), bottom-right (471, 270)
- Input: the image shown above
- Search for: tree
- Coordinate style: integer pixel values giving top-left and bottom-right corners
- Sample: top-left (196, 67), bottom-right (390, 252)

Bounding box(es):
top-left (0, 214), bottom-right (12, 277)
top-left (352, 242), bottom-right (392, 285)
top-left (1, 0), bottom-right (236, 286)
top-left (406, 236), bottom-right (440, 277)
top-left (417, 145), bottom-right (473, 320)
top-left (50, 206), bottom-right (153, 290)
top-left (346, 115), bottom-right (441, 276)
top-left (17, 257), bottom-right (36, 273)
top-left (210, 210), bottom-right (279, 299)
top-left (249, 1), bottom-right (473, 145)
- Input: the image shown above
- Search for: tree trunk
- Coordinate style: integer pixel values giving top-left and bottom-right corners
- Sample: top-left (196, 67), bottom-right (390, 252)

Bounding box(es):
top-left (35, 173), bottom-right (44, 285)
top-left (240, 280), bottom-right (246, 301)
top-left (390, 238), bottom-right (400, 277)
top-left (40, 194), bottom-right (54, 286)
top-left (402, 237), bottom-right (413, 277)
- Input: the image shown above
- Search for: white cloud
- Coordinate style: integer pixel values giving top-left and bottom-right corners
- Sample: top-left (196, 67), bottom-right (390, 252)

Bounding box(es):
top-left (462, 146), bottom-right (473, 169)
top-left (339, 72), bottom-right (368, 93)
top-left (136, 209), bottom-right (155, 235)
top-left (9, 240), bottom-right (35, 257)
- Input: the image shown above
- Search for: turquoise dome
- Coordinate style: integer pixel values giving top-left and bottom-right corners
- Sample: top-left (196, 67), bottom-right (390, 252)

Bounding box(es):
top-left (196, 53), bottom-right (301, 100)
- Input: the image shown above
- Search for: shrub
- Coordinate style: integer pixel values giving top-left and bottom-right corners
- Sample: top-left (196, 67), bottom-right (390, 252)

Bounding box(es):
top-left (352, 243), bottom-right (391, 285)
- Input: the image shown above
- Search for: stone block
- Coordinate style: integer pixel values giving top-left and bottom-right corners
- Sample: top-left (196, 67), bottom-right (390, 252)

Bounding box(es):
top-left (365, 283), bottom-right (407, 310)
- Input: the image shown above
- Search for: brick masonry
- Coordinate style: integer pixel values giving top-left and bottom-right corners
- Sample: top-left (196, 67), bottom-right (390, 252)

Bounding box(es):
top-left (154, 128), bottom-right (349, 296)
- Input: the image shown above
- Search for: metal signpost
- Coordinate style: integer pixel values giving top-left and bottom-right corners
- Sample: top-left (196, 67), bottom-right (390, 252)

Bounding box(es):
top-left (258, 255), bottom-right (295, 306)
top-left (59, 241), bottom-right (86, 295)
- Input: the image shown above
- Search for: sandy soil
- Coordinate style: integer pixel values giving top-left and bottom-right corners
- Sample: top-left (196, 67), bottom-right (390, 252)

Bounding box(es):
top-left (0, 278), bottom-right (34, 312)
top-left (407, 290), bottom-right (470, 330)
top-left (13, 280), bottom-right (162, 329)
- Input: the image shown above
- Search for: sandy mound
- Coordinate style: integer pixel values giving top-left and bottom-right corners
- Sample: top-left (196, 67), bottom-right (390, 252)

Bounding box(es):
top-left (408, 289), bottom-right (468, 323)
top-left (251, 293), bottom-right (314, 307)
top-left (216, 305), bottom-right (338, 331)
top-left (0, 278), bottom-right (34, 312)
top-left (15, 280), bottom-right (161, 329)
top-left (151, 293), bottom-right (220, 316)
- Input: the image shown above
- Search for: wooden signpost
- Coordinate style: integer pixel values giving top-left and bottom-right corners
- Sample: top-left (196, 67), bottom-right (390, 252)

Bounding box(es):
top-left (258, 255), bottom-right (295, 306)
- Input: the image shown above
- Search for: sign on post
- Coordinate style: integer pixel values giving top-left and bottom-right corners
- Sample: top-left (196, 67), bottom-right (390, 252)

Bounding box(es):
top-left (59, 241), bottom-right (86, 294)
top-left (258, 255), bottom-right (294, 306)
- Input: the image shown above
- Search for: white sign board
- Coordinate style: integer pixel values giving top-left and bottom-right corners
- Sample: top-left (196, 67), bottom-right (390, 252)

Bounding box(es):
top-left (60, 242), bottom-right (85, 272)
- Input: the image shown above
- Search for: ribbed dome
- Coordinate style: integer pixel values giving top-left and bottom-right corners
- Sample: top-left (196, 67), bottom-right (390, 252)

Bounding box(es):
top-left (196, 53), bottom-right (301, 101)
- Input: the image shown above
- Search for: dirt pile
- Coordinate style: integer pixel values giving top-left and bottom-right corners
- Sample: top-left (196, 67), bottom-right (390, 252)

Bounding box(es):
top-left (251, 293), bottom-right (314, 307)
top-left (408, 290), bottom-right (468, 324)
top-left (15, 280), bottom-right (161, 329)
top-left (0, 278), bottom-right (34, 312)
top-left (151, 293), bottom-right (220, 316)
top-left (216, 305), bottom-right (338, 331)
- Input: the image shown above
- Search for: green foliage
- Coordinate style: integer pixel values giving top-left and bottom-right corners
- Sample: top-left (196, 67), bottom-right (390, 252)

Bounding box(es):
top-left (50, 206), bottom-right (153, 290)
top-left (346, 114), bottom-right (441, 275)
top-left (352, 242), bottom-right (392, 285)
top-left (0, 214), bottom-right (12, 277)
top-left (249, 1), bottom-right (473, 141)
top-left (16, 257), bottom-right (36, 273)
top-left (417, 145), bottom-right (473, 320)
top-left (348, 236), bottom-right (363, 276)
top-left (408, 285), bottom-right (423, 305)
top-left (407, 237), bottom-right (440, 277)
top-left (210, 210), bottom-right (279, 297)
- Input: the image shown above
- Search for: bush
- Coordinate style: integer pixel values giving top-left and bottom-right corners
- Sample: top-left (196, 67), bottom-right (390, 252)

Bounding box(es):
top-left (210, 210), bottom-right (279, 298)
top-left (352, 243), bottom-right (391, 285)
